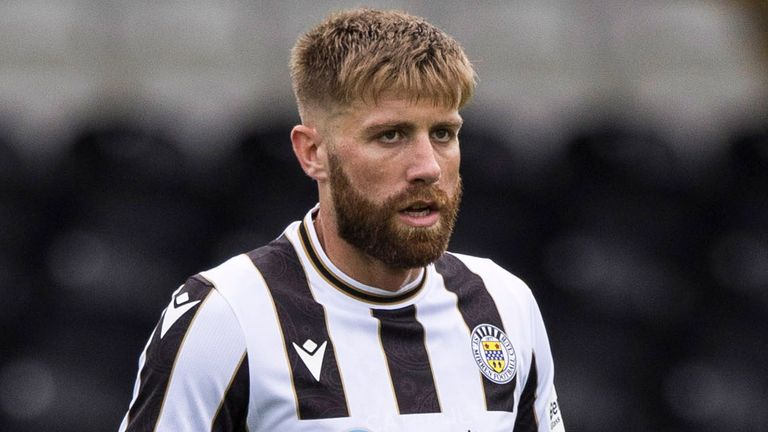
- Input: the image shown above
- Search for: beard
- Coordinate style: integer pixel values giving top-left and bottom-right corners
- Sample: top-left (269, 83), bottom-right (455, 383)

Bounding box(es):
top-left (328, 152), bottom-right (462, 269)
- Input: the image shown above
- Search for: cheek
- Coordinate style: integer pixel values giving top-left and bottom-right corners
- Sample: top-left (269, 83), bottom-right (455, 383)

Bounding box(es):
top-left (440, 153), bottom-right (461, 185)
top-left (342, 160), bottom-right (392, 199)
top-left (363, 171), bottom-right (398, 201)
top-left (345, 149), bottom-right (398, 184)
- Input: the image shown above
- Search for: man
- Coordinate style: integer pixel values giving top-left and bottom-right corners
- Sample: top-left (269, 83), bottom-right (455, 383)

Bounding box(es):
top-left (120, 8), bottom-right (564, 432)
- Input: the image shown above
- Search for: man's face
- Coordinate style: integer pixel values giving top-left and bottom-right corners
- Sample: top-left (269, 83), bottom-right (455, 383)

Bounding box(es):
top-left (324, 95), bottom-right (463, 269)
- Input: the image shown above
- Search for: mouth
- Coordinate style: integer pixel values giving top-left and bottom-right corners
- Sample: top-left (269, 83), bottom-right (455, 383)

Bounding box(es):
top-left (400, 200), bottom-right (436, 214)
top-left (398, 201), bottom-right (440, 226)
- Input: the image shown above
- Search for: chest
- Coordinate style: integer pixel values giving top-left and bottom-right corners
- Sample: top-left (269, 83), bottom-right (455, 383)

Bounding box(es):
top-left (242, 288), bottom-right (535, 431)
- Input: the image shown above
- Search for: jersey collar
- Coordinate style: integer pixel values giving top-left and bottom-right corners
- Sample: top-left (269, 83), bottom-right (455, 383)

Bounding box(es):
top-left (296, 206), bottom-right (427, 305)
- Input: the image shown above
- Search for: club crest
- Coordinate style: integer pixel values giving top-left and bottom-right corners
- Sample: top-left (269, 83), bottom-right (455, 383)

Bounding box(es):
top-left (470, 324), bottom-right (517, 384)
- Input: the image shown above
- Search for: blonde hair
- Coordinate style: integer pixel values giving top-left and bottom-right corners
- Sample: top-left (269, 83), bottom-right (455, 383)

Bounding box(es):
top-left (290, 8), bottom-right (476, 121)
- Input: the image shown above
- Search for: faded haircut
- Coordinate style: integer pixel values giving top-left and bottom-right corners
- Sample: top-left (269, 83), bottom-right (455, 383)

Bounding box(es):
top-left (290, 8), bottom-right (476, 122)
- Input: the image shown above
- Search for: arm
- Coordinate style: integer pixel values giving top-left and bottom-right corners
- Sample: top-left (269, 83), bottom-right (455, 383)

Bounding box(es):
top-left (119, 277), bottom-right (249, 431)
top-left (530, 295), bottom-right (565, 432)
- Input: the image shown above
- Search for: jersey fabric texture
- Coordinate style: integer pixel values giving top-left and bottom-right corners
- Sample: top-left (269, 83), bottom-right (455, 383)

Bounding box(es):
top-left (120, 207), bottom-right (565, 432)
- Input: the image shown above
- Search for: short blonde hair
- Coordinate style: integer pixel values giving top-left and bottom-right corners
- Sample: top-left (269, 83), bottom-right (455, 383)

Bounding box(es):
top-left (290, 8), bottom-right (476, 121)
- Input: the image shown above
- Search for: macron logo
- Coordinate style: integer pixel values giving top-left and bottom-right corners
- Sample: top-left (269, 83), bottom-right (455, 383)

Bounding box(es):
top-left (160, 291), bottom-right (201, 339)
top-left (292, 339), bottom-right (327, 382)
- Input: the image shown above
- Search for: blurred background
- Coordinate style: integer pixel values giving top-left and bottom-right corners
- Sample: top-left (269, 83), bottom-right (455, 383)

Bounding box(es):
top-left (1, 0), bottom-right (767, 431)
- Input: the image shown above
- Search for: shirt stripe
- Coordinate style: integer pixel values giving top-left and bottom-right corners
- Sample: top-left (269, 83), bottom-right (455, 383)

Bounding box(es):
top-left (211, 352), bottom-right (250, 431)
top-left (372, 305), bottom-right (441, 415)
top-left (119, 329), bottom-right (153, 432)
top-left (435, 253), bottom-right (517, 413)
top-left (247, 236), bottom-right (350, 420)
top-left (514, 353), bottom-right (539, 431)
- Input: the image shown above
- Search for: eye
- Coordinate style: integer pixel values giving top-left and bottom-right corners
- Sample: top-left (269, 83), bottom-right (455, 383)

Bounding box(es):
top-left (431, 128), bottom-right (454, 143)
top-left (378, 130), bottom-right (402, 144)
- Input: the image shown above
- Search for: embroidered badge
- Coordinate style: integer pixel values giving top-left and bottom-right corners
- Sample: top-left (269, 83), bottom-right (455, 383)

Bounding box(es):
top-left (470, 324), bottom-right (517, 384)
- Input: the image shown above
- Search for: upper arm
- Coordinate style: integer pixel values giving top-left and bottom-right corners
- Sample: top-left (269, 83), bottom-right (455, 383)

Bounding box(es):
top-left (120, 277), bottom-right (249, 432)
top-left (529, 293), bottom-right (565, 432)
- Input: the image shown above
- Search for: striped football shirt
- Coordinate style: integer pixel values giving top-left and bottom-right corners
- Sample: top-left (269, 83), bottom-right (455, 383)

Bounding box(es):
top-left (119, 206), bottom-right (565, 432)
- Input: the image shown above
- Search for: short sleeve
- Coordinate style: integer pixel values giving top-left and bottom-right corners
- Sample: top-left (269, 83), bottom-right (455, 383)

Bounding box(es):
top-left (529, 294), bottom-right (565, 432)
top-left (119, 277), bottom-right (249, 431)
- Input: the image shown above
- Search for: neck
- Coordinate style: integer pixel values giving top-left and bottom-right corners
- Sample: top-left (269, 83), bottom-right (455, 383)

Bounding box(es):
top-left (313, 210), bottom-right (422, 292)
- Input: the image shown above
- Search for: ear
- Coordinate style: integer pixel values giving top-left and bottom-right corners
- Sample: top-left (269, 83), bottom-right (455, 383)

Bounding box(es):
top-left (291, 124), bottom-right (328, 181)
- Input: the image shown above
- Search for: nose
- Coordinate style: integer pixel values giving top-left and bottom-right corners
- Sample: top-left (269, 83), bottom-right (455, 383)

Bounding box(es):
top-left (406, 134), bottom-right (441, 185)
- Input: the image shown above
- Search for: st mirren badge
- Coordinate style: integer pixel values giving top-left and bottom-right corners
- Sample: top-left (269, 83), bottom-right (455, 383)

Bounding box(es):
top-left (470, 324), bottom-right (517, 384)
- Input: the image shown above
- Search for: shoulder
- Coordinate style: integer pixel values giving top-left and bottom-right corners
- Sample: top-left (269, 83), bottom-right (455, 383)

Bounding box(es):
top-left (439, 251), bottom-right (532, 296)
top-left (201, 236), bottom-right (299, 288)
top-left (436, 251), bottom-right (541, 326)
top-left (144, 275), bottom-right (245, 373)
top-left (197, 237), bottom-right (302, 312)
top-left (122, 275), bottom-right (249, 430)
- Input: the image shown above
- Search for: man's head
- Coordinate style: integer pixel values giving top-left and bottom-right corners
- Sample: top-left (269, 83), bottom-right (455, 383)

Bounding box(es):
top-left (290, 9), bottom-right (475, 270)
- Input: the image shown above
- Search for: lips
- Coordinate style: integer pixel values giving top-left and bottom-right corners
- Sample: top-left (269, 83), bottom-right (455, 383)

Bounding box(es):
top-left (403, 207), bottom-right (431, 217)
top-left (400, 200), bottom-right (437, 215)
top-left (397, 199), bottom-right (441, 227)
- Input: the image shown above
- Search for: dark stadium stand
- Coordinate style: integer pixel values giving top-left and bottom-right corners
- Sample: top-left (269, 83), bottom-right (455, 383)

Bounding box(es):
top-left (0, 1), bottom-right (766, 431)
top-left (1, 111), bottom-right (767, 431)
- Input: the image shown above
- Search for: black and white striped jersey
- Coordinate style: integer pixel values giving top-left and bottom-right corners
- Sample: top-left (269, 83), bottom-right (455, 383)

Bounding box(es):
top-left (120, 207), bottom-right (565, 432)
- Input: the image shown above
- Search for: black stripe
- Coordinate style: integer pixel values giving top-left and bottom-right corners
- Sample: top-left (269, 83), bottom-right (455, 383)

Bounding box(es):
top-left (372, 306), bottom-right (441, 415)
top-left (126, 277), bottom-right (213, 431)
top-left (513, 353), bottom-right (539, 431)
top-left (299, 220), bottom-right (424, 304)
top-left (435, 253), bottom-right (517, 413)
top-left (247, 236), bottom-right (349, 420)
top-left (212, 353), bottom-right (250, 431)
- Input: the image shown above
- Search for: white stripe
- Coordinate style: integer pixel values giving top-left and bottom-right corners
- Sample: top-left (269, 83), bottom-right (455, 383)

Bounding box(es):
top-left (153, 289), bottom-right (246, 431)
top-left (417, 269), bottom-right (489, 424)
top-left (201, 254), bottom-right (296, 430)
top-left (324, 300), bottom-right (398, 419)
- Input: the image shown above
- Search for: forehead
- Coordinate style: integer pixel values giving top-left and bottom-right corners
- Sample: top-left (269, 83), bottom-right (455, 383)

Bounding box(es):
top-left (331, 95), bottom-right (462, 130)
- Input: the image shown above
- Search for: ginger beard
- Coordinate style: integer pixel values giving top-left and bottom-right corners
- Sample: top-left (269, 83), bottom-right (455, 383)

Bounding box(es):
top-left (327, 152), bottom-right (462, 269)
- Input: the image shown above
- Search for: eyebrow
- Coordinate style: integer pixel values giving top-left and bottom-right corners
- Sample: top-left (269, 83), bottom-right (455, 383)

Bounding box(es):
top-left (362, 119), bottom-right (464, 136)
top-left (435, 120), bottom-right (464, 130)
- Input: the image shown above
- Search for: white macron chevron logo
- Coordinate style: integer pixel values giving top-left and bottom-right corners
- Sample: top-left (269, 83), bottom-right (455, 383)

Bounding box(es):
top-left (292, 339), bottom-right (327, 382)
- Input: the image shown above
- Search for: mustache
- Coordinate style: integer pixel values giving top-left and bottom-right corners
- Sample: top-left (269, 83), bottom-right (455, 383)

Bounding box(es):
top-left (386, 184), bottom-right (451, 209)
